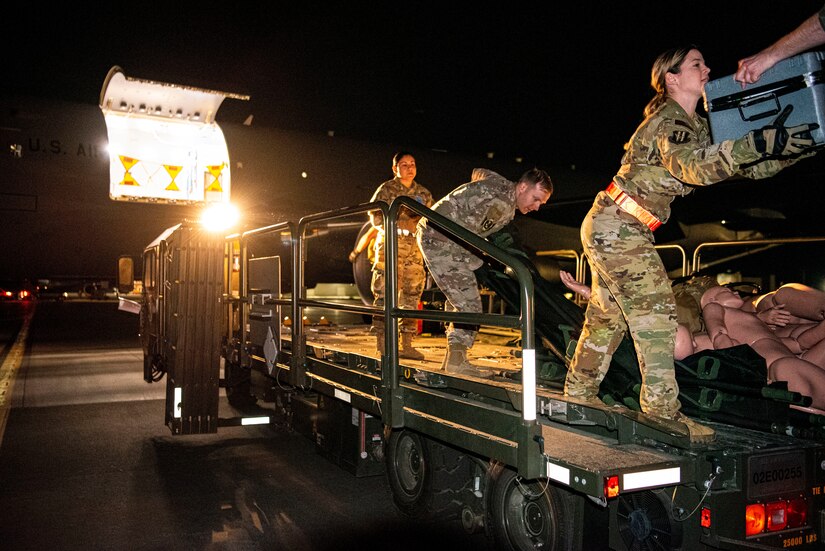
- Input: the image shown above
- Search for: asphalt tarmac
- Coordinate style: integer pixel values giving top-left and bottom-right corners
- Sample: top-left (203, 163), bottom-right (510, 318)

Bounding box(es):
top-left (0, 301), bottom-right (487, 550)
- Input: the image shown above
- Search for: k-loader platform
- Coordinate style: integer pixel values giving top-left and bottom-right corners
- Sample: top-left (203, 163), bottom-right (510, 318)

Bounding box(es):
top-left (124, 197), bottom-right (825, 550)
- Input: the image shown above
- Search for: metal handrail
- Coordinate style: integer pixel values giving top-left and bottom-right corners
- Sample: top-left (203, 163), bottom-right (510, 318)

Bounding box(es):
top-left (292, 196), bottom-right (539, 423)
top-left (230, 221), bottom-right (301, 384)
top-left (535, 249), bottom-right (584, 305)
top-left (390, 196), bottom-right (538, 422)
top-left (692, 236), bottom-right (825, 274)
top-left (656, 244), bottom-right (688, 278)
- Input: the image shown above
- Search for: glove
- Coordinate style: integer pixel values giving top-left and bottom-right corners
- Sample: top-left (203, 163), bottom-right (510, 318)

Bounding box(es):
top-left (348, 250), bottom-right (358, 263)
top-left (750, 104), bottom-right (819, 157)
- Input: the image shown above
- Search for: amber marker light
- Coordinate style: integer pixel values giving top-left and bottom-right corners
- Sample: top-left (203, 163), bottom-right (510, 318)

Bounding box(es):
top-left (603, 475), bottom-right (619, 499)
top-left (745, 503), bottom-right (766, 536)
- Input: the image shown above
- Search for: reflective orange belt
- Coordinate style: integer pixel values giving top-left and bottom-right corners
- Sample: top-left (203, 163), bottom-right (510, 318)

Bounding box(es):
top-left (605, 182), bottom-right (662, 231)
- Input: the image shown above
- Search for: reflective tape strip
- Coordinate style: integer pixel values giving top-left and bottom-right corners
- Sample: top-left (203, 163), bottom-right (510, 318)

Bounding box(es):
top-left (174, 387), bottom-right (182, 418)
top-left (605, 182), bottom-right (662, 231)
top-left (522, 348), bottom-right (536, 421)
top-left (623, 467), bottom-right (681, 490)
top-left (334, 388), bottom-right (352, 403)
top-left (241, 416), bottom-right (271, 425)
top-left (547, 461), bottom-right (570, 485)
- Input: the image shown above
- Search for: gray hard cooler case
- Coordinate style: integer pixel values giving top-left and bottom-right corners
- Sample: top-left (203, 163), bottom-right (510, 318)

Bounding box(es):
top-left (704, 51), bottom-right (825, 145)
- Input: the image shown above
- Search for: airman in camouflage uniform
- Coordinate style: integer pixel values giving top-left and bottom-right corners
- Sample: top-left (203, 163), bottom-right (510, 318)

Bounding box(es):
top-left (564, 45), bottom-right (819, 443)
top-left (417, 168), bottom-right (553, 377)
top-left (368, 151), bottom-right (433, 359)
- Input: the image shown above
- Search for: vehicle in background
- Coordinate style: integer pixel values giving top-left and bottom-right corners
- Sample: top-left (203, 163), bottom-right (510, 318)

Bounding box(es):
top-left (34, 279), bottom-right (116, 301)
top-left (0, 280), bottom-right (35, 301)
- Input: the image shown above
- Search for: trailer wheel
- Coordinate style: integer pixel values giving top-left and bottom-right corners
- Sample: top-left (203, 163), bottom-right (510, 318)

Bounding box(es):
top-left (487, 465), bottom-right (572, 551)
top-left (616, 490), bottom-right (682, 550)
top-left (144, 353), bottom-right (165, 383)
top-left (385, 429), bottom-right (469, 520)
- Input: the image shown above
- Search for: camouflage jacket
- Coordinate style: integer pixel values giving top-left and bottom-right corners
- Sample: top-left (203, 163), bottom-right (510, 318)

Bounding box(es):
top-left (418, 169), bottom-right (517, 238)
top-left (614, 98), bottom-right (798, 223)
top-left (369, 177), bottom-right (433, 233)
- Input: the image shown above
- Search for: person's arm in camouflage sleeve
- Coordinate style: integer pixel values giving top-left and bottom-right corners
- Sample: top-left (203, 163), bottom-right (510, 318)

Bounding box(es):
top-left (368, 184), bottom-right (391, 229)
top-left (658, 112), bottom-right (818, 184)
top-left (737, 152), bottom-right (809, 180)
top-left (656, 116), bottom-right (763, 186)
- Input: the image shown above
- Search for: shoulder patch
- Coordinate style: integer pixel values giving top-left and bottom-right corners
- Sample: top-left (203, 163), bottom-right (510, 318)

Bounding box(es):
top-left (668, 130), bottom-right (692, 144)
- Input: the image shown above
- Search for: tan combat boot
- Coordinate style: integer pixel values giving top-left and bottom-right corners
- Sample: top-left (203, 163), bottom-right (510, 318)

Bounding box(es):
top-left (400, 332), bottom-right (425, 360)
top-left (648, 411), bottom-right (716, 444)
top-left (375, 330), bottom-right (385, 356)
top-left (673, 412), bottom-right (716, 444)
top-left (440, 343), bottom-right (492, 379)
top-left (372, 317), bottom-right (385, 356)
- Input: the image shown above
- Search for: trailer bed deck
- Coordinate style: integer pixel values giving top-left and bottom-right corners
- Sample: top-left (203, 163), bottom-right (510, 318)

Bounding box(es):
top-left (298, 323), bottom-right (523, 374)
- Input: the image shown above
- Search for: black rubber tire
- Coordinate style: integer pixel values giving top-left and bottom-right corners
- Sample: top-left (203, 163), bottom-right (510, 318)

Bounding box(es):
top-left (615, 490), bottom-right (682, 550)
top-left (486, 465), bottom-right (573, 551)
top-left (142, 351), bottom-right (165, 383)
top-left (385, 429), bottom-right (470, 521)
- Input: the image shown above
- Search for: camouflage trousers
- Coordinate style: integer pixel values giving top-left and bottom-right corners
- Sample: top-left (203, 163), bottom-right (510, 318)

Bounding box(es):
top-left (564, 193), bottom-right (681, 417)
top-left (417, 230), bottom-right (482, 348)
top-left (371, 234), bottom-right (426, 334)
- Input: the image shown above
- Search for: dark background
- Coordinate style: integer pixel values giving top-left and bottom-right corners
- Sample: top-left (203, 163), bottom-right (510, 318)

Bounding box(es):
top-left (4, 2), bottom-right (825, 287)
top-left (6, 2), bottom-right (822, 172)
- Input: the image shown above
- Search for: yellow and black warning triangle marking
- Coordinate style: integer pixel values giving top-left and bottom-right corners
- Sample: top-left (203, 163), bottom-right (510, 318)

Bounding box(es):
top-left (119, 155), bottom-right (140, 186)
top-left (164, 164), bottom-right (183, 191)
top-left (205, 163), bottom-right (225, 192)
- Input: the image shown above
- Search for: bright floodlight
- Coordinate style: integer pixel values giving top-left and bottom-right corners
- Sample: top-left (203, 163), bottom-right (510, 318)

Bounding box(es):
top-left (201, 203), bottom-right (240, 232)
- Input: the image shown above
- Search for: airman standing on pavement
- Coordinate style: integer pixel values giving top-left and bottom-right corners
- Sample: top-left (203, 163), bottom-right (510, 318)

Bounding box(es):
top-left (417, 168), bottom-right (552, 378)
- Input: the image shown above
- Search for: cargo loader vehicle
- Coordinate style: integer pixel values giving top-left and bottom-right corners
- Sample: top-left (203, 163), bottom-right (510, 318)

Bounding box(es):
top-left (120, 196), bottom-right (825, 550)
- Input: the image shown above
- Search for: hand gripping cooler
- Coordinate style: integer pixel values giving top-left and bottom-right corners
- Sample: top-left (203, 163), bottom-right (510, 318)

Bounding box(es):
top-left (704, 51), bottom-right (825, 145)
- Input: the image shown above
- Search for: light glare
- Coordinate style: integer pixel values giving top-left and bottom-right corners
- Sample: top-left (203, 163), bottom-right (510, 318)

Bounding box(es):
top-left (201, 203), bottom-right (240, 232)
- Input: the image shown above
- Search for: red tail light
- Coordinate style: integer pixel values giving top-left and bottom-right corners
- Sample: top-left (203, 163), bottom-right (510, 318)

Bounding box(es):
top-left (603, 475), bottom-right (619, 499)
top-left (745, 503), bottom-right (766, 536)
top-left (766, 500), bottom-right (787, 531)
top-left (786, 497), bottom-right (808, 528)
top-left (746, 498), bottom-right (808, 536)
top-left (701, 507), bottom-right (711, 528)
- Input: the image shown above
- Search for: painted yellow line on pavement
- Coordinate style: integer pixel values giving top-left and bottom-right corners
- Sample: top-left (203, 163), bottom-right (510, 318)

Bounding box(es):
top-left (0, 305), bottom-right (36, 446)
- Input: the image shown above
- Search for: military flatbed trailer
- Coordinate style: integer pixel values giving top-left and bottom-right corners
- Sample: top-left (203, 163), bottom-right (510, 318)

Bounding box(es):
top-left (271, 322), bottom-right (825, 550)
top-left (127, 198), bottom-right (825, 550)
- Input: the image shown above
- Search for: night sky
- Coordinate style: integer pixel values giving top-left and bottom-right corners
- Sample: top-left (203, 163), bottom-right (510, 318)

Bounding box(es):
top-left (6, 2), bottom-right (823, 174)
